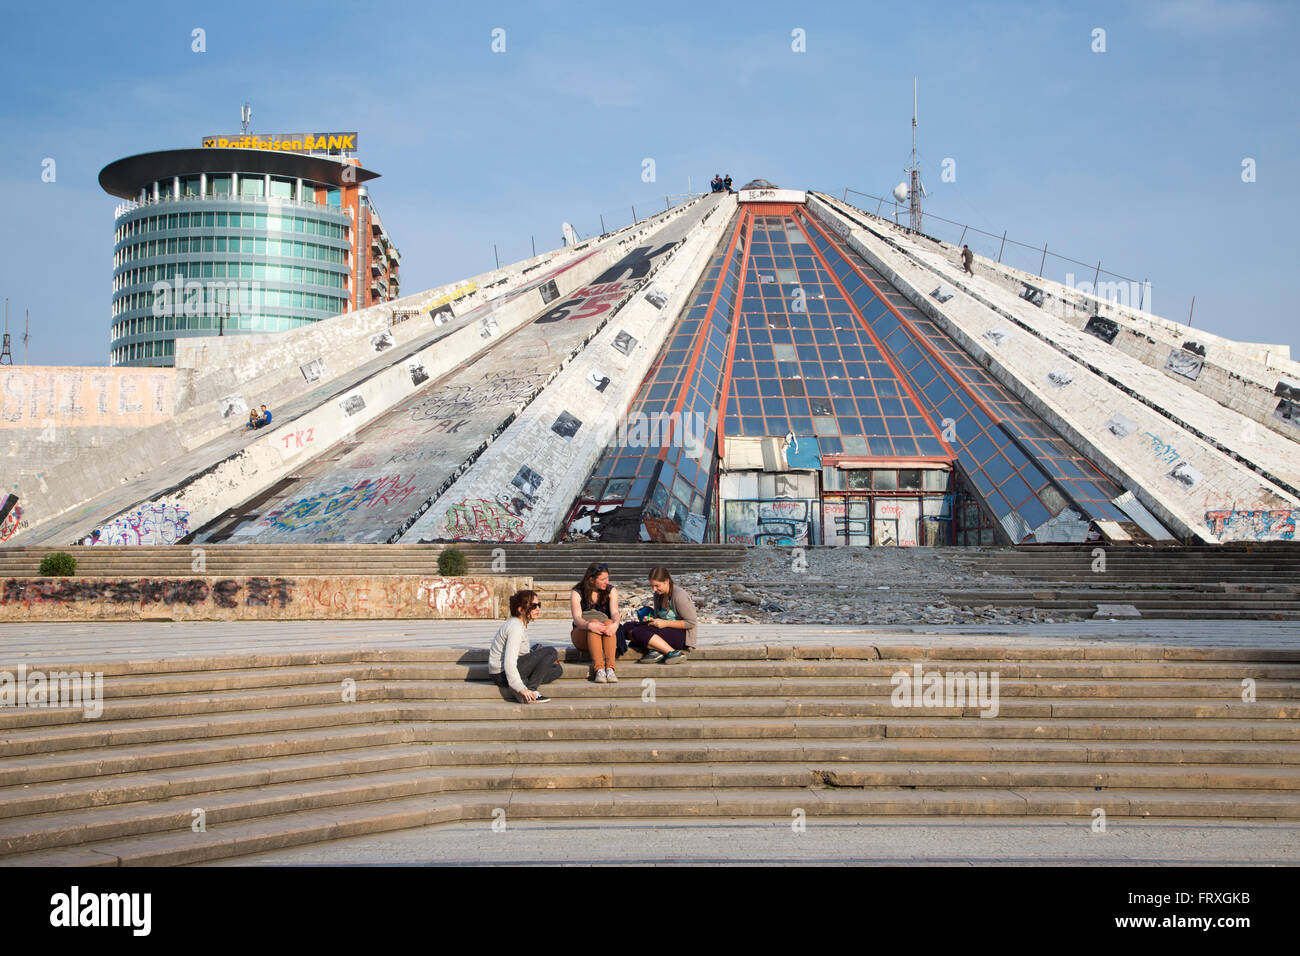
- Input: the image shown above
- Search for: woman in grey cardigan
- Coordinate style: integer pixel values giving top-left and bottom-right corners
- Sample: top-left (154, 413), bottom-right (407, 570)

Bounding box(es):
top-left (625, 566), bottom-right (697, 664)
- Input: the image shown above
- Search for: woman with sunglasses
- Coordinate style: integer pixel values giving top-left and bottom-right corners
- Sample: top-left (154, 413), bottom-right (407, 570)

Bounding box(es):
top-left (489, 589), bottom-right (562, 703)
top-left (570, 561), bottom-right (621, 683)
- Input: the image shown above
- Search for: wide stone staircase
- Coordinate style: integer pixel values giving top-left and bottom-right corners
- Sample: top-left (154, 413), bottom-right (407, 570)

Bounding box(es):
top-left (1, 639), bottom-right (1297, 865)
top-left (943, 544), bottom-right (1300, 620)
top-left (0, 543), bottom-right (747, 582)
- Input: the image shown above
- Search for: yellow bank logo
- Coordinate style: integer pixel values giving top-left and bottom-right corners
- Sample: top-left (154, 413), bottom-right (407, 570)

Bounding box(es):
top-left (201, 133), bottom-right (359, 153)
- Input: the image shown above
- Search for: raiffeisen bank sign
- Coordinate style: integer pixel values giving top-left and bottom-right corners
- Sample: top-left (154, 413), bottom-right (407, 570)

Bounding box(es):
top-left (201, 132), bottom-right (359, 154)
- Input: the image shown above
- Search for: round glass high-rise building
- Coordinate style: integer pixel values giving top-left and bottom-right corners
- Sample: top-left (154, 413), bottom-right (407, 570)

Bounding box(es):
top-left (99, 145), bottom-right (399, 366)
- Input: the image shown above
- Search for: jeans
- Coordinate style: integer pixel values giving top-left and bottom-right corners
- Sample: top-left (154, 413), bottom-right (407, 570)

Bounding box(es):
top-left (493, 645), bottom-right (563, 692)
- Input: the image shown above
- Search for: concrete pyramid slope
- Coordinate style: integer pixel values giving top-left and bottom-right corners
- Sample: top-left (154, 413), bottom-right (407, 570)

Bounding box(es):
top-left (26, 185), bottom-right (1298, 547)
top-left (14, 199), bottom-right (706, 546)
top-left (426, 186), bottom-right (1293, 546)
top-left (192, 196), bottom-right (724, 544)
top-left (807, 195), bottom-right (1299, 543)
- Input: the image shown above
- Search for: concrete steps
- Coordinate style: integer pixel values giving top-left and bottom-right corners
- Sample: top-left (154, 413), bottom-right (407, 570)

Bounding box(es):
top-left (0, 543), bottom-right (748, 580)
top-left (1, 641), bottom-right (1297, 865)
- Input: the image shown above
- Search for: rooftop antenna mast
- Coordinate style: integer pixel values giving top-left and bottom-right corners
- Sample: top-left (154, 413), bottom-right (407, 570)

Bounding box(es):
top-left (23, 310), bottom-right (29, 364)
top-left (908, 76), bottom-right (923, 234)
top-left (0, 300), bottom-right (11, 366)
top-left (241, 102), bottom-right (252, 136)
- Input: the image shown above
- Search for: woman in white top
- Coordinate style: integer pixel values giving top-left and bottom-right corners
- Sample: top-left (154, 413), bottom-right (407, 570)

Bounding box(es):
top-left (488, 589), bottom-right (562, 703)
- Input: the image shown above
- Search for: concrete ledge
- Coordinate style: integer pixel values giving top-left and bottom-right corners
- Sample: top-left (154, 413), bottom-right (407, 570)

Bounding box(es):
top-left (0, 575), bottom-right (530, 622)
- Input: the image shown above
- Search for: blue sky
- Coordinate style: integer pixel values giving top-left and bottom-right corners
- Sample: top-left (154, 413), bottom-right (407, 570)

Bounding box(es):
top-left (1, 0), bottom-right (1296, 366)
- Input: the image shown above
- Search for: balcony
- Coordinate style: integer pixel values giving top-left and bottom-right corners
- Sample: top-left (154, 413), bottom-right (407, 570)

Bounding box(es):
top-left (114, 191), bottom-right (346, 221)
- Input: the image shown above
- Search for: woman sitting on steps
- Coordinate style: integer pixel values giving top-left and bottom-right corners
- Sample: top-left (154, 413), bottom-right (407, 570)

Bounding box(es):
top-left (570, 562), bottom-right (621, 683)
top-left (624, 566), bottom-right (696, 664)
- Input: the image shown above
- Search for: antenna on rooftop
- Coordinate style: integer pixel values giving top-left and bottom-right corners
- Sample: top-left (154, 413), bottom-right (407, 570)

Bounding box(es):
top-left (907, 76), bottom-right (923, 234)
top-left (0, 300), bottom-right (11, 366)
top-left (23, 310), bottom-right (29, 365)
top-left (241, 102), bottom-right (252, 136)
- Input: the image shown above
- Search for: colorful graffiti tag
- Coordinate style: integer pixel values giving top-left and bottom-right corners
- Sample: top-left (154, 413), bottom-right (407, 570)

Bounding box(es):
top-left (0, 504), bottom-right (25, 543)
top-left (1205, 509), bottom-right (1297, 541)
top-left (264, 475), bottom-right (417, 533)
top-left (442, 498), bottom-right (527, 542)
top-left (92, 503), bottom-right (191, 546)
top-left (723, 499), bottom-right (813, 546)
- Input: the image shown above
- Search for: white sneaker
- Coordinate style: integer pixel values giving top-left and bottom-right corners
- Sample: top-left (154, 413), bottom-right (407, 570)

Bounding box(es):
top-left (593, 668), bottom-right (608, 684)
top-left (605, 668), bottom-right (618, 683)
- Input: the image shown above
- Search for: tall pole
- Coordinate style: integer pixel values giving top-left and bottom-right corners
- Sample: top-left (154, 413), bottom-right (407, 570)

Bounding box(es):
top-left (24, 310), bottom-right (29, 364)
top-left (909, 76), bottom-right (922, 235)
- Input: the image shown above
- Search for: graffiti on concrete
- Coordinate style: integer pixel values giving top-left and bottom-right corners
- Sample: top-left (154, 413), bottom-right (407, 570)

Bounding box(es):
top-left (265, 476), bottom-right (417, 532)
top-left (724, 499), bottom-right (812, 546)
top-left (0, 575), bottom-right (512, 621)
top-left (410, 370), bottom-right (550, 421)
top-left (1205, 509), bottom-right (1296, 541)
top-left (0, 504), bottom-right (25, 543)
top-left (0, 367), bottom-right (172, 428)
top-left (534, 242), bottom-right (676, 326)
top-left (280, 427), bottom-right (315, 451)
top-left (370, 330), bottom-right (395, 353)
top-left (443, 498), bottom-right (527, 542)
top-left (416, 578), bottom-right (493, 616)
top-left (1141, 431), bottom-right (1181, 465)
top-left (0, 576), bottom-right (285, 609)
top-left (92, 503), bottom-right (191, 546)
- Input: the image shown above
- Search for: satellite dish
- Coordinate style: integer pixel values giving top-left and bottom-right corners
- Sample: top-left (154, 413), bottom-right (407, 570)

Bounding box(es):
top-left (893, 182), bottom-right (909, 203)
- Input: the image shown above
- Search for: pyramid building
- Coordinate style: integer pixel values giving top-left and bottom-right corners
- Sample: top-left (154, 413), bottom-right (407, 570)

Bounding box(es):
top-left (12, 186), bottom-right (1300, 547)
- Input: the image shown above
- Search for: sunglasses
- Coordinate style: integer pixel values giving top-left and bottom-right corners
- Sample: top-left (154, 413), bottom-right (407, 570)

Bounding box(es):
top-left (529, 602), bottom-right (542, 610)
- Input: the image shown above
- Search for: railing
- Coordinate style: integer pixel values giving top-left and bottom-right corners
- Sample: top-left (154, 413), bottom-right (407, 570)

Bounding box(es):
top-left (114, 191), bottom-right (348, 221)
top-left (832, 187), bottom-right (1158, 315)
top-left (488, 192), bottom-right (706, 271)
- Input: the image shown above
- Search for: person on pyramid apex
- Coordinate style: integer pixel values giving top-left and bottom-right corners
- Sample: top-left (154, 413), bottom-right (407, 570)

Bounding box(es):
top-left (711, 174), bottom-right (724, 193)
top-left (961, 244), bottom-right (974, 276)
top-left (724, 174), bottom-right (733, 192)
